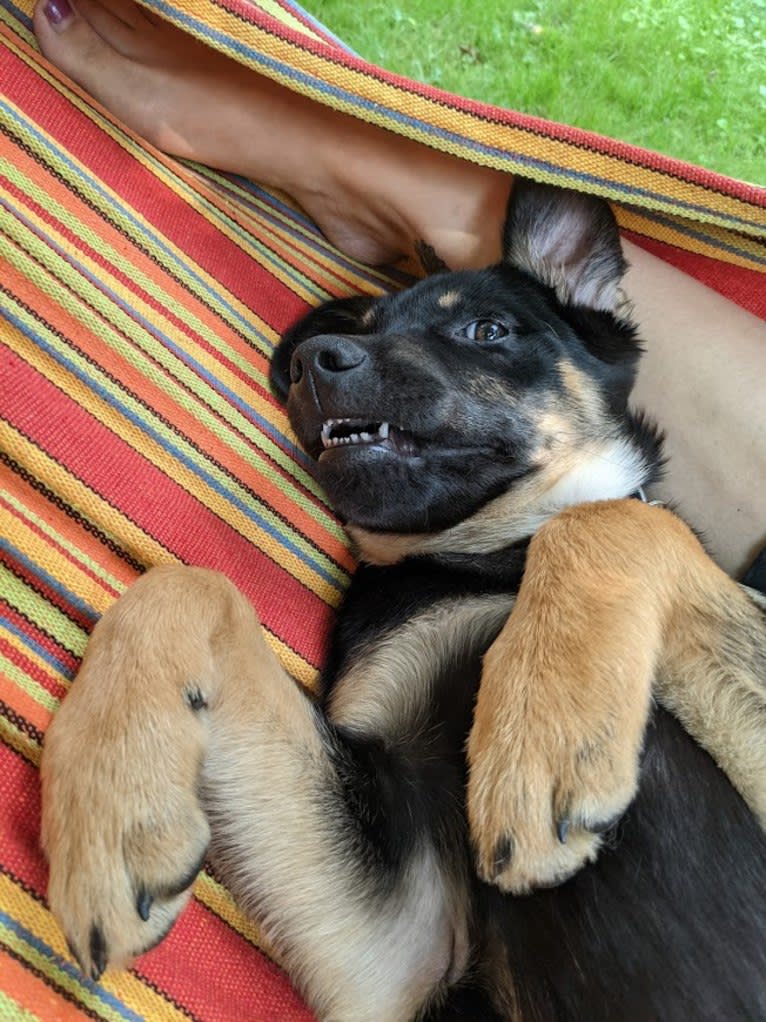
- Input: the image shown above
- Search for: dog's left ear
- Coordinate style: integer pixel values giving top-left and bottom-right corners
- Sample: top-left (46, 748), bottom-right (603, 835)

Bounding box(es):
top-left (503, 180), bottom-right (626, 313)
top-left (269, 295), bottom-right (379, 401)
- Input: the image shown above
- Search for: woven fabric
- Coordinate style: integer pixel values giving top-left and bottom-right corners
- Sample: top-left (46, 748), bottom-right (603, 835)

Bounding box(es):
top-left (127, 0), bottom-right (766, 317)
top-left (0, 0), bottom-right (764, 1019)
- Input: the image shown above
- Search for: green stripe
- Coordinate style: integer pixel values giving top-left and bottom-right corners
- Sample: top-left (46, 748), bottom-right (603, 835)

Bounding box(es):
top-left (0, 490), bottom-right (125, 593)
top-left (0, 990), bottom-right (41, 1022)
top-left (0, 566), bottom-right (86, 660)
top-left (0, 717), bottom-right (40, 765)
top-left (2, 158), bottom-right (277, 368)
top-left (2, 236), bottom-right (350, 588)
top-left (0, 920), bottom-right (125, 1022)
top-left (0, 653), bottom-right (59, 714)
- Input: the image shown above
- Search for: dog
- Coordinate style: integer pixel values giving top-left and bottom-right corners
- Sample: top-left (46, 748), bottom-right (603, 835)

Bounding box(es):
top-left (41, 182), bottom-right (766, 1021)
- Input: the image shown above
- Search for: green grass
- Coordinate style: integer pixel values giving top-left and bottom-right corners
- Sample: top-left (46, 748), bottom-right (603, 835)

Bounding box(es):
top-left (310, 0), bottom-right (765, 185)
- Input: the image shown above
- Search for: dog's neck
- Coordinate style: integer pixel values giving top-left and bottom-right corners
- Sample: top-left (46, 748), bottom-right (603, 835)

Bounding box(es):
top-left (347, 434), bottom-right (656, 566)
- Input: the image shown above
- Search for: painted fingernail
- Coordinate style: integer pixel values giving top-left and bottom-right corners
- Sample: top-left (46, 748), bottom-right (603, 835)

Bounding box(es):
top-left (557, 818), bottom-right (570, 844)
top-left (43, 0), bottom-right (73, 28)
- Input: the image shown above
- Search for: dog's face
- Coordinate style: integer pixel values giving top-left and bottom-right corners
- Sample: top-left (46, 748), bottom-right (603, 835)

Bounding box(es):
top-left (271, 182), bottom-right (653, 537)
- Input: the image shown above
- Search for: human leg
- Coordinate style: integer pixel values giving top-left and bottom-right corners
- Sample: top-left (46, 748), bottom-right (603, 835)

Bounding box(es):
top-left (33, 0), bottom-right (766, 572)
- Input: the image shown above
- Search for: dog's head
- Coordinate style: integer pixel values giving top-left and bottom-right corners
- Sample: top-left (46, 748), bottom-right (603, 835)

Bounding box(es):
top-left (271, 181), bottom-right (661, 559)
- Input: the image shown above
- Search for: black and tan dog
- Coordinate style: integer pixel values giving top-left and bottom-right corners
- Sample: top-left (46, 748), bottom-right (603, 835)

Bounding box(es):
top-left (41, 182), bottom-right (766, 1021)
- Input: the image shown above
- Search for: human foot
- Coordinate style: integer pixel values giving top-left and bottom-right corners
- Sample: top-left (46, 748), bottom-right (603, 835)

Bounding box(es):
top-left (33, 0), bottom-right (510, 267)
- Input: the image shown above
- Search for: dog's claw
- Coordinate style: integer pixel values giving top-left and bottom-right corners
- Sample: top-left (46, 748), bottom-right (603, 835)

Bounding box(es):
top-left (89, 924), bottom-right (107, 981)
top-left (588, 812), bottom-right (622, 835)
top-left (490, 835), bottom-right (514, 878)
top-left (65, 936), bottom-right (85, 973)
top-left (557, 818), bottom-right (570, 844)
top-left (137, 888), bottom-right (153, 921)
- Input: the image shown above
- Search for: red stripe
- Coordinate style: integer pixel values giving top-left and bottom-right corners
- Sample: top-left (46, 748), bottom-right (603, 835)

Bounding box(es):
top-left (0, 636), bottom-right (68, 702)
top-left (2, 46), bottom-right (309, 333)
top-left (216, 0), bottom-right (766, 209)
top-left (625, 232), bottom-right (766, 320)
top-left (1, 352), bottom-right (335, 667)
top-left (0, 602), bottom-right (79, 678)
top-left (0, 548), bottom-right (95, 634)
top-left (0, 491), bottom-right (123, 602)
top-left (0, 745), bottom-right (315, 1021)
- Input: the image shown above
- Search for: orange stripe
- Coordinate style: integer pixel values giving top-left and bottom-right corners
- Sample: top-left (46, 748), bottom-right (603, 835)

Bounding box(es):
top-left (3, 135), bottom-right (282, 362)
top-left (2, 256), bottom-right (351, 565)
top-left (0, 674), bottom-right (53, 733)
top-left (0, 462), bottom-right (138, 591)
top-left (0, 950), bottom-right (90, 1021)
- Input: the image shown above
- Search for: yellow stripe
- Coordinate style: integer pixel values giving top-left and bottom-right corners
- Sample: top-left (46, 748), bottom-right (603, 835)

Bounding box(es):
top-left (1, 419), bottom-right (175, 570)
top-left (0, 717), bottom-right (39, 766)
top-left (1, 169), bottom-right (331, 505)
top-left (0, 652), bottom-right (58, 716)
top-left (2, 53), bottom-right (362, 308)
top-left (0, 489), bottom-right (124, 594)
top-left (0, 567), bottom-right (85, 662)
top-left (10, 318), bottom-right (343, 602)
top-left (1, 507), bottom-right (119, 619)
top-left (617, 207), bottom-right (765, 269)
top-left (2, 421), bottom-right (321, 682)
top-left (0, 876), bottom-right (192, 1022)
top-left (3, 193), bottom-right (346, 560)
top-left (139, 4), bottom-right (765, 237)
top-left (0, 629), bottom-right (65, 695)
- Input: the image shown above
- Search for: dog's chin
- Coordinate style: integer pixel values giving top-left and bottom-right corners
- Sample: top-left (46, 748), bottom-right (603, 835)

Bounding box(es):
top-left (313, 443), bottom-right (518, 534)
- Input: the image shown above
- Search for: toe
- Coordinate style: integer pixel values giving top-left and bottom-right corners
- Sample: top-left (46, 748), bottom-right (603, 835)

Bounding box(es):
top-left (33, 0), bottom-right (148, 124)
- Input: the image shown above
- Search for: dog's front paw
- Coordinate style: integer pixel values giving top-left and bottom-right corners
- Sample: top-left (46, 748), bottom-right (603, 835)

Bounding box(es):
top-left (467, 634), bottom-right (648, 895)
top-left (41, 602), bottom-right (212, 978)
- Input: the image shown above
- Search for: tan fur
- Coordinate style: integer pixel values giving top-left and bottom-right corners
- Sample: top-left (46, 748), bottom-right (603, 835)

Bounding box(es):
top-left (348, 436), bottom-right (651, 565)
top-left (467, 500), bottom-right (766, 893)
top-left (437, 290), bottom-right (462, 309)
top-left (42, 566), bottom-right (466, 1022)
top-left (327, 595), bottom-right (514, 738)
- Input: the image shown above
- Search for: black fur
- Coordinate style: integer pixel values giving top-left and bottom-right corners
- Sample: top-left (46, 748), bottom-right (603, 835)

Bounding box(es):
top-left (270, 182), bottom-right (766, 1019)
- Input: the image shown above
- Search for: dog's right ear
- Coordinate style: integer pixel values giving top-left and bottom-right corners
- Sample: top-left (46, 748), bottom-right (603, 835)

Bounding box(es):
top-left (269, 295), bottom-right (380, 401)
top-left (503, 179), bottom-right (627, 313)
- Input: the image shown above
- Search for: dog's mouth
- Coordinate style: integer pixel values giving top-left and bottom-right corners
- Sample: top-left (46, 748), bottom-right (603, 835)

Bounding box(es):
top-left (319, 418), bottom-right (418, 458)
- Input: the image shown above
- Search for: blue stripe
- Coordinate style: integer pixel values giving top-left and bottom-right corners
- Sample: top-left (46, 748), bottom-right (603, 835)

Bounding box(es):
top-left (0, 616), bottom-right (75, 678)
top-left (224, 175), bottom-right (416, 288)
top-left (1, 193), bottom-right (317, 476)
top-left (1, 303), bottom-right (343, 593)
top-left (0, 98), bottom-right (269, 339)
top-left (0, 910), bottom-right (144, 1021)
top-left (624, 204), bottom-right (766, 267)
top-left (141, 0), bottom-right (764, 235)
top-left (0, 539), bottom-right (100, 624)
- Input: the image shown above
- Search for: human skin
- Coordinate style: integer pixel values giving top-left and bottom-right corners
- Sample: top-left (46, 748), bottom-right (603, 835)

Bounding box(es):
top-left (33, 0), bottom-right (766, 574)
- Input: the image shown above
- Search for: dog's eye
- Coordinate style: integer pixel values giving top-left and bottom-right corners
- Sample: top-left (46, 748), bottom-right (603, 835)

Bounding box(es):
top-left (464, 320), bottom-right (509, 342)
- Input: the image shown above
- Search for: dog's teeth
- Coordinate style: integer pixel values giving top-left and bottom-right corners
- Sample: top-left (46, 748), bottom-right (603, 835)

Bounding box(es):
top-left (320, 419), bottom-right (395, 450)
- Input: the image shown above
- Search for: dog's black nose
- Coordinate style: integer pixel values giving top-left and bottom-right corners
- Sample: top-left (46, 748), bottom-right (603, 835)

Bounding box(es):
top-left (290, 335), bottom-right (367, 385)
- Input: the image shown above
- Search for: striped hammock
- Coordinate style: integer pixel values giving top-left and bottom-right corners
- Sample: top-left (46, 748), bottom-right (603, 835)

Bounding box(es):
top-left (0, 1), bottom-right (764, 1019)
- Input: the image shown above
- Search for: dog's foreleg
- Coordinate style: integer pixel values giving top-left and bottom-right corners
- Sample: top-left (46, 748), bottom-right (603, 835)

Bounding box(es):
top-left (655, 576), bottom-right (766, 827)
top-left (466, 499), bottom-right (766, 893)
top-left (42, 566), bottom-right (453, 1022)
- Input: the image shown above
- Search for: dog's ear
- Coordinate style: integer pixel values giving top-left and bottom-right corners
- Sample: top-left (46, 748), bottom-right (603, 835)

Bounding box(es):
top-left (503, 180), bottom-right (626, 312)
top-left (269, 295), bottom-right (379, 401)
